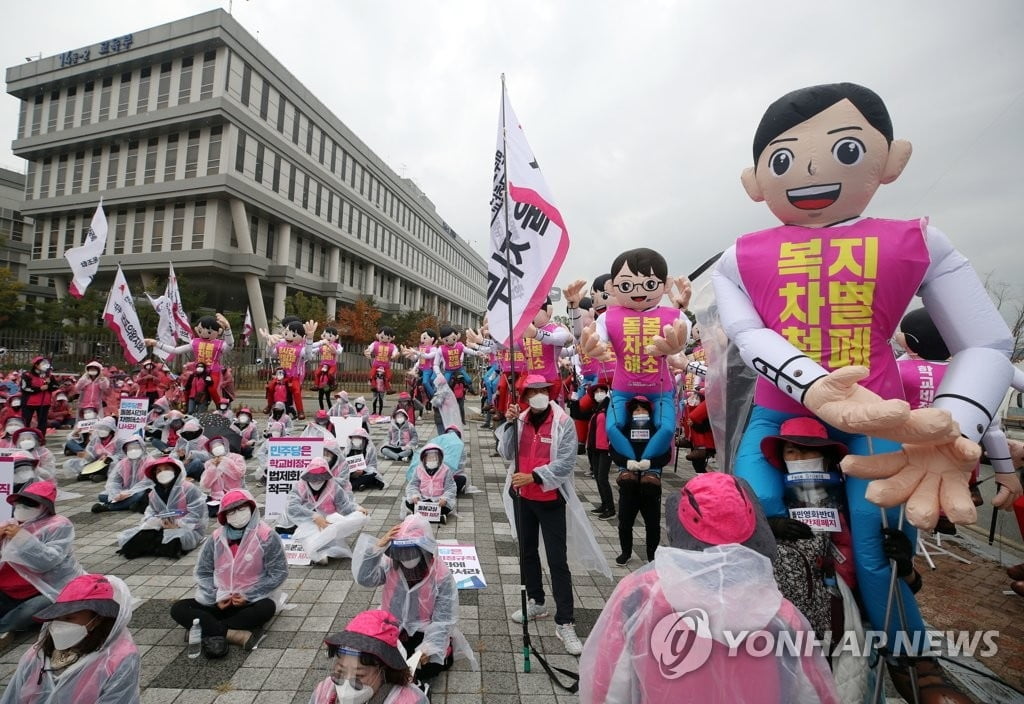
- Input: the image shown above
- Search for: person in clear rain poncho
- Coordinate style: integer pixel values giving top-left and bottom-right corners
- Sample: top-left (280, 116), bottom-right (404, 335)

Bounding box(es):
top-left (405, 444), bottom-right (456, 524)
top-left (0, 573), bottom-right (139, 704)
top-left (117, 456), bottom-right (207, 560)
top-left (174, 419), bottom-right (211, 481)
top-left (199, 435), bottom-right (247, 518)
top-left (10, 427), bottom-right (56, 482)
top-left (381, 408), bottom-right (419, 462)
top-left (353, 515), bottom-right (477, 682)
top-left (170, 489), bottom-right (287, 658)
top-left (92, 434), bottom-right (152, 514)
top-left (287, 458), bottom-right (368, 565)
top-left (0, 481), bottom-right (85, 642)
top-left (63, 416), bottom-right (119, 480)
top-left (579, 472), bottom-right (839, 704)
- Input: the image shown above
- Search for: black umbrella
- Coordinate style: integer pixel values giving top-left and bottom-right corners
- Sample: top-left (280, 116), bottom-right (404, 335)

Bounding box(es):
top-left (195, 413), bottom-right (244, 453)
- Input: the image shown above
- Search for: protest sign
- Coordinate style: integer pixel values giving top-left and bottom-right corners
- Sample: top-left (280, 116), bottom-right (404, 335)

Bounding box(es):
top-left (117, 397), bottom-right (149, 436)
top-left (265, 437), bottom-right (324, 519)
top-left (331, 416), bottom-right (363, 447)
top-left (0, 456), bottom-right (12, 522)
top-left (415, 501), bottom-right (442, 523)
top-left (283, 539), bottom-right (311, 566)
top-left (789, 507), bottom-right (842, 533)
top-left (437, 543), bottom-right (486, 589)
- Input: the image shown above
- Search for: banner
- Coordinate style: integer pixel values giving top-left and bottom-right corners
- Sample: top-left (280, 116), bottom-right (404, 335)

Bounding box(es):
top-left (265, 437), bottom-right (324, 519)
top-left (166, 262), bottom-right (192, 343)
top-left (145, 293), bottom-right (176, 360)
top-left (241, 307), bottom-right (253, 347)
top-left (437, 543), bottom-right (487, 589)
top-left (64, 201), bottom-right (108, 298)
top-left (487, 78), bottom-right (570, 347)
top-left (117, 397), bottom-right (149, 437)
top-left (0, 456), bottom-right (12, 522)
top-left (103, 266), bottom-right (148, 364)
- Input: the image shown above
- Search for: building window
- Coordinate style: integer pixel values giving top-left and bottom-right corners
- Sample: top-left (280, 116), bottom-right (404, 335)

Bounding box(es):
top-left (266, 223), bottom-right (275, 258)
top-left (48, 220), bottom-right (58, 259)
top-left (81, 81), bottom-right (94, 124)
top-left (47, 90), bottom-right (59, 132)
top-left (307, 240), bottom-right (314, 273)
top-left (89, 148), bottom-right (101, 191)
top-left (157, 61), bottom-right (172, 109)
top-left (200, 50), bottom-right (216, 100)
top-left (320, 245), bottom-right (327, 277)
top-left (318, 131), bottom-right (325, 163)
top-left (164, 134), bottom-right (179, 181)
top-left (330, 142), bottom-right (337, 173)
top-left (276, 97), bottom-right (286, 132)
top-left (292, 109), bottom-right (301, 144)
top-left (107, 145), bottom-right (120, 189)
top-left (178, 56), bottom-right (193, 104)
top-left (152, 206), bottom-right (164, 250)
top-left (137, 67), bottom-right (151, 114)
top-left (254, 143), bottom-right (265, 183)
top-left (170, 203), bottom-right (185, 250)
top-left (302, 174), bottom-right (309, 209)
top-left (327, 192), bottom-right (333, 222)
top-left (206, 126), bottom-right (222, 175)
top-left (235, 131), bottom-right (247, 173)
top-left (54, 155), bottom-right (68, 197)
top-left (259, 78), bottom-right (270, 119)
top-left (132, 209), bottom-right (145, 253)
top-left (63, 219), bottom-right (76, 257)
top-left (64, 87), bottom-right (77, 129)
top-left (143, 138), bottom-right (159, 184)
top-left (294, 236), bottom-right (302, 268)
top-left (288, 164), bottom-right (296, 201)
top-left (249, 216), bottom-right (259, 252)
top-left (305, 121), bottom-right (313, 155)
top-left (31, 95), bottom-right (43, 136)
top-left (17, 98), bottom-right (27, 137)
top-left (240, 62), bottom-right (252, 106)
top-left (71, 152), bottom-right (84, 194)
top-left (192, 201), bottom-right (206, 249)
top-left (117, 72), bottom-right (131, 118)
top-left (124, 140), bottom-right (139, 185)
top-left (272, 154), bottom-right (281, 192)
top-left (315, 183), bottom-right (322, 216)
top-left (98, 77), bottom-right (112, 121)
top-left (113, 210), bottom-right (127, 255)
top-left (179, 130), bottom-right (198, 179)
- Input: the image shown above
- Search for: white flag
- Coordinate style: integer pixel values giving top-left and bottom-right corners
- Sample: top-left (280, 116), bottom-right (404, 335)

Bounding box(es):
top-left (487, 78), bottom-right (570, 347)
top-left (165, 262), bottom-right (191, 342)
top-left (242, 307), bottom-right (253, 346)
top-left (64, 201), bottom-right (107, 298)
top-left (145, 293), bottom-right (175, 360)
top-left (103, 266), bottom-right (148, 364)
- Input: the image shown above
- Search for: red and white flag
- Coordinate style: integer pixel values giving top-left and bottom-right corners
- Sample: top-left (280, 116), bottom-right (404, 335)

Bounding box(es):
top-left (103, 266), bottom-right (148, 364)
top-left (241, 307), bottom-right (253, 346)
top-left (145, 292), bottom-right (176, 361)
top-left (64, 201), bottom-right (107, 298)
top-left (165, 262), bottom-right (191, 342)
top-left (487, 77), bottom-right (570, 347)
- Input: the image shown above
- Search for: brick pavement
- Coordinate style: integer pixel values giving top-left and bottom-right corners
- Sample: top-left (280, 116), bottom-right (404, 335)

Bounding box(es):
top-left (1, 399), bottom-right (1022, 703)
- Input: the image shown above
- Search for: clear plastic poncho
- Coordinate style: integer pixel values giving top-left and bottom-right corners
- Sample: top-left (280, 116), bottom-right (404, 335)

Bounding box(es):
top-left (117, 468), bottom-right (208, 551)
top-left (0, 513), bottom-right (84, 601)
top-left (195, 502), bottom-right (288, 605)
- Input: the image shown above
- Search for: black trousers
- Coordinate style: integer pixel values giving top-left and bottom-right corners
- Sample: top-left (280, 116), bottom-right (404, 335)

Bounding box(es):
top-left (618, 476), bottom-right (661, 560)
top-left (401, 629), bottom-right (453, 681)
top-left (170, 597), bottom-right (276, 637)
top-left (516, 496), bottom-right (573, 625)
top-left (588, 448), bottom-right (614, 511)
top-left (352, 473), bottom-right (386, 491)
top-left (21, 405), bottom-right (48, 431)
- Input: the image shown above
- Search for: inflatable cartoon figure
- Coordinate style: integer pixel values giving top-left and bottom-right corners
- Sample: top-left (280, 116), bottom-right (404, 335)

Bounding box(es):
top-left (146, 314), bottom-right (233, 407)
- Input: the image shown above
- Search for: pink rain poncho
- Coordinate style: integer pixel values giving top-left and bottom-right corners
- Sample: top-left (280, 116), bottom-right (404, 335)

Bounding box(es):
top-left (199, 451), bottom-right (246, 501)
top-left (308, 677), bottom-right (427, 704)
top-left (193, 490), bottom-right (288, 605)
top-left (117, 457), bottom-right (207, 551)
top-left (352, 515), bottom-right (476, 669)
top-left (103, 436), bottom-right (153, 500)
top-left (579, 544), bottom-right (839, 703)
top-left (287, 458), bottom-right (367, 561)
top-left (0, 486), bottom-right (84, 601)
top-left (0, 575), bottom-right (139, 704)
top-left (405, 444), bottom-right (456, 512)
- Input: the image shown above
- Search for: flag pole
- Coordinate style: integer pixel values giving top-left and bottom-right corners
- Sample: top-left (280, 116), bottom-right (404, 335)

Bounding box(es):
top-left (500, 73), bottom-right (532, 675)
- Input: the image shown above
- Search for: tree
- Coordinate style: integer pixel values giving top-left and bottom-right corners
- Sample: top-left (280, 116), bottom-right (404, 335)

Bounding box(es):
top-left (285, 291), bottom-right (326, 326)
top-left (982, 272), bottom-right (1024, 362)
top-left (335, 295), bottom-right (381, 344)
top-left (381, 310), bottom-right (440, 346)
top-left (0, 267), bottom-right (27, 328)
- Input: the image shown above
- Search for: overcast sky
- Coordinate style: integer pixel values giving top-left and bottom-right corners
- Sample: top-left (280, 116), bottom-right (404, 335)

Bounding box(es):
top-left (3, 0), bottom-right (1022, 305)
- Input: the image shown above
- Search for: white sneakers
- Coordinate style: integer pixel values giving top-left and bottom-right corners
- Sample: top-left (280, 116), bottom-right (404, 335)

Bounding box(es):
top-left (511, 599), bottom-right (550, 624)
top-left (555, 623), bottom-right (584, 656)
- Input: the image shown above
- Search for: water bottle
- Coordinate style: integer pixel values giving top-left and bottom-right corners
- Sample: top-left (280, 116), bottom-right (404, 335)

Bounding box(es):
top-left (187, 618), bottom-right (202, 659)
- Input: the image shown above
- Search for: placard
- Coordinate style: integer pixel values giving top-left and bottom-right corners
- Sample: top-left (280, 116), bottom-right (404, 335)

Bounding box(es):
top-left (437, 543), bottom-right (486, 589)
top-left (75, 418), bottom-right (97, 435)
top-left (331, 417), bottom-right (363, 447)
top-left (265, 437), bottom-right (324, 519)
top-left (283, 539), bottom-right (311, 566)
top-left (415, 501), bottom-right (441, 523)
top-left (345, 454), bottom-right (367, 474)
top-left (788, 507), bottom-right (842, 533)
top-left (629, 428), bottom-right (650, 441)
top-left (0, 456), bottom-right (12, 522)
top-left (117, 397), bottom-right (149, 436)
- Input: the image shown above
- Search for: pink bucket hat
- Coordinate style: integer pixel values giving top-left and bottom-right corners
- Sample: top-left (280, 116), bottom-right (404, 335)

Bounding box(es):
top-left (323, 610), bottom-right (407, 671)
top-left (35, 573), bottom-right (120, 621)
top-left (217, 489), bottom-right (257, 525)
top-left (759, 416), bottom-right (849, 470)
top-left (7, 480), bottom-right (57, 515)
top-left (522, 374), bottom-right (553, 390)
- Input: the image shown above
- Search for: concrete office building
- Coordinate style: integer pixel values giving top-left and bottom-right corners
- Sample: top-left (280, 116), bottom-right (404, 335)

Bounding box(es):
top-left (0, 168), bottom-right (47, 305)
top-left (5, 9), bottom-right (486, 335)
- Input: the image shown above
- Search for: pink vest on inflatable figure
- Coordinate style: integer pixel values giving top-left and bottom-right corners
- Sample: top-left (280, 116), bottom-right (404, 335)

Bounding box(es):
top-left (439, 343), bottom-right (465, 371)
top-left (736, 218), bottom-right (930, 415)
top-left (273, 340), bottom-right (307, 379)
top-left (604, 305), bottom-right (680, 393)
top-left (497, 344), bottom-right (527, 374)
top-left (522, 323), bottom-right (562, 381)
top-left (191, 338), bottom-right (227, 373)
top-left (897, 358), bottom-right (947, 410)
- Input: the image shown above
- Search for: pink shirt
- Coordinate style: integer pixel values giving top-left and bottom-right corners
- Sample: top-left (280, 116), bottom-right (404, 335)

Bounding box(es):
top-left (604, 305), bottom-right (681, 393)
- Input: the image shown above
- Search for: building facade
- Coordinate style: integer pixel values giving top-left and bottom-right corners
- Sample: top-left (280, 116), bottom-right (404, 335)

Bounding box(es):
top-left (5, 10), bottom-right (486, 335)
top-left (0, 168), bottom-right (49, 305)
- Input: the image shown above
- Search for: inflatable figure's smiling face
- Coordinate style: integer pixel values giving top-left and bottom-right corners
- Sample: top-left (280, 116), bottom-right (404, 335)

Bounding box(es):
top-left (612, 262), bottom-right (666, 311)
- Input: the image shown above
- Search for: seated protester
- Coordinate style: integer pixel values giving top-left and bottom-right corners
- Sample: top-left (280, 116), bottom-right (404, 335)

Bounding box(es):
top-left (170, 490), bottom-right (287, 658)
top-left (286, 458), bottom-right (368, 565)
top-left (381, 409), bottom-right (419, 462)
top-left (352, 396), bottom-right (371, 432)
top-left (579, 473), bottom-right (840, 704)
top-left (63, 416), bottom-right (119, 481)
top-left (47, 393), bottom-right (74, 430)
top-left (149, 409), bottom-right (185, 453)
top-left (230, 407), bottom-right (258, 459)
top-left (117, 457), bottom-right (207, 560)
top-left (0, 395), bottom-right (22, 429)
top-left (405, 444), bottom-right (457, 524)
top-left (353, 517), bottom-right (477, 684)
top-left (0, 573), bottom-right (139, 704)
top-left (64, 407), bottom-right (97, 455)
top-left (312, 609), bottom-right (428, 704)
top-left (12, 427), bottom-right (57, 482)
top-left (92, 436), bottom-right (152, 514)
top-left (301, 410), bottom-right (335, 439)
top-left (254, 421), bottom-right (285, 485)
top-left (0, 482), bottom-right (85, 642)
top-left (393, 391), bottom-right (424, 425)
top-left (346, 427), bottom-right (385, 492)
top-left (411, 425), bottom-right (469, 495)
top-left (199, 436), bottom-right (246, 518)
top-left (11, 453), bottom-right (47, 494)
top-left (328, 390), bottom-right (352, 418)
top-left (0, 416), bottom-right (25, 450)
top-left (268, 401), bottom-right (293, 434)
top-left (174, 419), bottom-right (211, 481)
top-left (213, 400), bottom-right (234, 420)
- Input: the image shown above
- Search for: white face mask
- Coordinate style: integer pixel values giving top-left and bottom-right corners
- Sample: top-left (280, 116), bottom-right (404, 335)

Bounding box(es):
top-left (400, 555), bottom-right (421, 569)
top-left (211, 445), bottom-right (227, 457)
top-left (335, 679), bottom-right (375, 704)
top-left (424, 456), bottom-right (441, 471)
top-left (632, 414), bottom-right (651, 425)
top-left (355, 404), bottom-right (364, 411)
top-left (528, 393), bottom-right (549, 411)
top-left (593, 391), bottom-right (608, 403)
top-left (18, 438), bottom-right (36, 450)
top-left (82, 411), bottom-right (97, 420)
top-left (395, 416), bottom-right (406, 426)
top-left (308, 479), bottom-right (327, 491)
top-left (97, 429), bottom-right (112, 438)
top-left (226, 507), bottom-right (252, 528)
top-left (784, 457), bottom-right (825, 474)
top-left (10, 400), bottom-right (20, 408)
top-left (38, 363), bottom-right (51, 372)
top-left (49, 618), bottom-right (94, 650)
top-left (126, 447), bottom-right (144, 460)
top-left (156, 469), bottom-right (176, 485)
top-left (238, 414), bottom-right (250, 424)
top-left (13, 504), bottom-right (42, 523)
top-left (5, 424), bottom-right (19, 435)
top-left (87, 370), bottom-right (99, 377)
top-left (350, 439), bottom-right (365, 450)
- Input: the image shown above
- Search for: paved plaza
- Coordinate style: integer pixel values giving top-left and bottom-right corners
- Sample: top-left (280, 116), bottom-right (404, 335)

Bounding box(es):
top-left (1, 399), bottom-right (1022, 703)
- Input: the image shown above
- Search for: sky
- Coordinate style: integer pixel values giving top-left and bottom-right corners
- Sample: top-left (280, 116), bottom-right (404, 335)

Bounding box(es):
top-left (2, 0), bottom-right (1023, 306)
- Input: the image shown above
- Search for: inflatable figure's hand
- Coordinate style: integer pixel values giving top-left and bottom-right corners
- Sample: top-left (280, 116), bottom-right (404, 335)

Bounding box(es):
top-left (303, 320), bottom-right (318, 338)
top-left (564, 279), bottom-right (587, 307)
top-left (645, 319), bottom-right (688, 357)
top-left (464, 328), bottom-right (482, 346)
top-left (842, 438), bottom-right (982, 530)
top-left (993, 471), bottom-right (1023, 511)
top-left (215, 313), bottom-right (230, 330)
top-left (669, 277), bottom-right (692, 311)
top-left (580, 324), bottom-right (613, 362)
